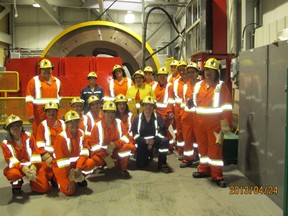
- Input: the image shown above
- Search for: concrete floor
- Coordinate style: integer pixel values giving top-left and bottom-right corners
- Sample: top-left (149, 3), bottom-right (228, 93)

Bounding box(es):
top-left (0, 129), bottom-right (283, 216)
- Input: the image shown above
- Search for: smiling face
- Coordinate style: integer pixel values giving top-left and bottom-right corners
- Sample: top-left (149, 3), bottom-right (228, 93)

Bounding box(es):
top-left (46, 109), bottom-right (58, 122)
top-left (90, 101), bottom-right (101, 113)
top-left (143, 103), bottom-right (154, 116)
top-left (116, 102), bottom-right (127, 114)
top-left (187, 68), bottom-right (199, 82)
top-left (9, 122), bottom-right (23, 140)
top-left (88, 77), bottom-right (97, 86)
top-left (104, 111), bottom-right (116, 124)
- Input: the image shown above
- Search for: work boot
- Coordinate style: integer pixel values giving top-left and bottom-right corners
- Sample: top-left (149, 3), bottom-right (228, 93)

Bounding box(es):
top-left (212, 179), bottom-right (227, 188)
top-left (120, 170), bottom-right (131, 178)
top-left (77, 180), bottom-right (88, 187)
top-left (179, 160), bottom-right (193, 168)
top-left (12, 188), bottom-right (23, 195)
top-left (158, 164), bottom-right (170, 174)
top-left (192, 171), bottom-right (210, 178)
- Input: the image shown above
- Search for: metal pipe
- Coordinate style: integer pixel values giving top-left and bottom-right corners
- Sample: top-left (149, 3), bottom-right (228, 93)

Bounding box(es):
top-left (142, 6), bottom-right (180, 68)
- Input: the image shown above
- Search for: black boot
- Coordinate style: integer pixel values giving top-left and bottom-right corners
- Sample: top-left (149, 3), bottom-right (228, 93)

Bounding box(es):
top-left (192, 172), bottom-right (210, 178)
top-left (211, 179), bottom-right (227, 188)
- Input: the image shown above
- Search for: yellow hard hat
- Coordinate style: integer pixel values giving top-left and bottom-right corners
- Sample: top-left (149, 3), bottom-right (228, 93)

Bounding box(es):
top-left (157, 67), bottom-right (168, 75)
top-left (70, 97), bottom-right (84, 106)
top-left (103, 101), bottom-right (117, 111)
top-left (177, 61), bottom-right (188, 69)
top-left (186, 62), bottom-right (200, 71)
top-left (115, 94), bottom-right (127, 103)
top-left (170, 60), bottom-right (179, 67)
top-left (39, 59), bottom-right (53, 69)
top-left (87, 95), bottom-right (100, 105)
top-left (44, 101), bottom-right (59, 110)
top-left (204, 58), bottom-right (221, 71)
top-left (4, 114), bottom-right (22, 130)
top-left (112, 64), bottom-right (124, 73)
top-left (64, 110), bottom-right (80, 123)
top-left (141, 96), bottom-right (155, 106)
top-left (143, 66), bottom-right (153, 73)
top-left (87, 72), bottom-right (98, 79)
top-left (133, 70), bottom-right (145, 78)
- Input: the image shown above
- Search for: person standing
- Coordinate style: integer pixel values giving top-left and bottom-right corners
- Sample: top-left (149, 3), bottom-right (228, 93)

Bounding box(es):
top-left (171, 61), bottom-right (188, 160)
top-left (89, 101), bottom-right (135, 178)
top-left (80, 72), bottom-right (104, 114)
top-left (192, 58), bottom-right (233, 188)
top-left (131, 96), bottom-right (170, 173)
top-left (180, 62), bottom-right (200, 168)
top-left (126, 70), bottom-right (155, 115)
top-left (1, 114), bottom-right (50, 194)
top-left (52, 110), bottom-right (97, 196)
top-left (26, 58), bottom-right (61, 136)
top-left (106, 64), bottom-right (133, 101)
top-left (143, 66), bottom-right (158, 91)
top-left (154, 67), bottom-right (175, 152)
top-left (168, 59), bottom-right (180, 83)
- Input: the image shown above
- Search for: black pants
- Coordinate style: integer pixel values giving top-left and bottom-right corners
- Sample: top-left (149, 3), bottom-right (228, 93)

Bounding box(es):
top-left (136, 136), bottom-right (169, 168)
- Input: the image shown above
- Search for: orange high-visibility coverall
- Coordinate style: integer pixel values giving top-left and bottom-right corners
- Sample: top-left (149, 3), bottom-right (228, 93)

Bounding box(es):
top-left (116, 112), bottom-right (135, 151)
top-left (126, 84), bottom-right (155, 115)
top-left (145, 80), bottom-right (158, 91)
top-left (172, 78), bottom-right (188, 154)
top-left (89, 119), bottom-right (135, 170)
top-left (79, 114), bottom-right (92, 136)
top-left (154, 82), bottom-right (175, 149)
top-left (168, 73), bottom-right (180, 83)
top-left (86, 110), bottom-right (103, 129)
top-left (181, 81), bottom-right (198, 162)
top-left (106, 77), bottom-right (133, 101)
top-left (52, 129), bottom-right (96, 196)
top-left (1, 132), bottom-right (51, 193)
top-left (194, 80), bottom-right (233, 180)
top-left (26, 75), bottom-right (61, 136)
top-left (36, 119), bottom-right (66, 181)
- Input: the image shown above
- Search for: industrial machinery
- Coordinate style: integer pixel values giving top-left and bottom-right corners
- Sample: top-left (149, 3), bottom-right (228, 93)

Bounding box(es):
top-left (0, 21), bottom-right (160, 122)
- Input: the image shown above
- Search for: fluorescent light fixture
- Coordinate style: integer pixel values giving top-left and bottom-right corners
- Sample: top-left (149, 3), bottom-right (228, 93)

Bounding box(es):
top-left (33, 3), bottom-right (41, 8)
top-left (124, 11), bottom-right (135, 24)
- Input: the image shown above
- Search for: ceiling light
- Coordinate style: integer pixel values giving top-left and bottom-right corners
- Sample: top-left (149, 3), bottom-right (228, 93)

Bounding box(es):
top-left (124, 11), bottom-right (135, 24)
top-left (33, 3), bottom-right (41, 8)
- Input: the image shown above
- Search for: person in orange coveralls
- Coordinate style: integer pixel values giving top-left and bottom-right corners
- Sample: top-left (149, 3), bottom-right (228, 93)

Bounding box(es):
top-left (1, 114), bottom-right (50, 194)
top-left (89, 101), bottom-right (134, 178)
top-left (105, 64), bottom-right (133, 101)
top-left (36, 101), bottom-right (66, 187)
top-left (171, 61), bottom-right (188, 160)
top-left (180, 62), bottom-right (200, 168)
top-left (143, 66), bottom-right (158, 90)
top-left (154, 67), bottom-right (175, 152)
top-left (25, 59), bottom-right (61, 137)
top-left (52, 110), bottom-right (96, 196)
top-left (85, 95), bottom-right (104, 129)
top-left (192, 58), bottom-right (233, 188)
top-left (70, 97), bottom-right (92, 136)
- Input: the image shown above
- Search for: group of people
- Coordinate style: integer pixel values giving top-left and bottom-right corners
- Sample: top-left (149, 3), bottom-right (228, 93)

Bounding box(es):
top-left (1, 57), bottom-right (233, 196)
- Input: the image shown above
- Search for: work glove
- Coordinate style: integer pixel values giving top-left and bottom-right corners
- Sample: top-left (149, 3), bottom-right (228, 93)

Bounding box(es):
top-left (30, 164), bottom-right (37, 175)
top-left (41, 152), bottom-right (53, 167)
top-left (220, 119), bottom-right (230, 133)
top-left (68, 168), bottom-right (85, 182)
top-left (106, 142), bottom-right (116, 156)
top-left (104, 155), bottom-right (115, 169)
top-left (213, 131), bottom-right (224, 145)
top-left (22, 166), bottom-right (37, 181)
top-left (187, 98), bottom-right (195, 109)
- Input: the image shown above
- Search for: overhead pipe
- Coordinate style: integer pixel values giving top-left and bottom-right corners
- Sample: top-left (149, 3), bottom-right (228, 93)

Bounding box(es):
top-left (141, 6), bottom-right (182, 68)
